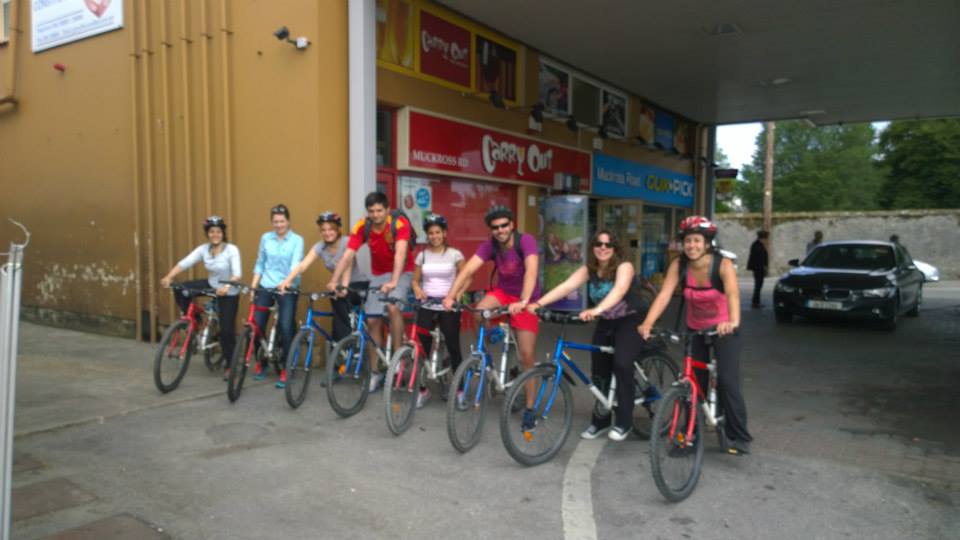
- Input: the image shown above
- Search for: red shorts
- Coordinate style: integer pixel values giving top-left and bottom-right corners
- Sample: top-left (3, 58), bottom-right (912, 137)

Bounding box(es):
top-left (486, 288), bottom-right (539, 334)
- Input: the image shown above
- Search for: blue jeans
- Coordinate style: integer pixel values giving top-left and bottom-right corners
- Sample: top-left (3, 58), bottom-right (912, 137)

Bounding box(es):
top-left (253, 290), bottom-right (299, 367)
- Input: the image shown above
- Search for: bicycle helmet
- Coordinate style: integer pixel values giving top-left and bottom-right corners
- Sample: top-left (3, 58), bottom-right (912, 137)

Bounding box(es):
top-left (678, 215), bottom-right (717, 240)
top-left (484, 205), bottom-right (514, 226)
top-left (316, 211), bottom-right (342, 227)
top-left (203, 215), bottom-right (226, 232)
top-left (422, 213), bottom-right (448, 231)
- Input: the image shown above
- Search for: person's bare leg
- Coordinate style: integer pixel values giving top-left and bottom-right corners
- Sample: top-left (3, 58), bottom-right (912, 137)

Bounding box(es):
top-left (366, 317), bottom-right (384, 370)
top-left (387, 303), bottom-right (405, 366)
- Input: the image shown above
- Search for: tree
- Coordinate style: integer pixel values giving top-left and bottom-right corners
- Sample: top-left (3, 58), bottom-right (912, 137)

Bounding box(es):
top-left (736, 121), bottom-right (883, 212)
top-left (714, 148), bottom-right (736, 213)
top-left (877, 119), bottom-right (960, 209)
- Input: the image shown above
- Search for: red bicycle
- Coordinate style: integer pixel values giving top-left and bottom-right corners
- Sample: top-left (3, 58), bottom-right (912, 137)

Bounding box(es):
top-left (648, 327), bottom-right (727, 502)
top-left (226, 284), bottom-right (283, 402)
top-left (153, 283), bottom-right (223, 393)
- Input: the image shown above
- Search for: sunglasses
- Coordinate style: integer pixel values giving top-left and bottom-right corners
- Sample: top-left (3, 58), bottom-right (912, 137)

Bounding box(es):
top-left (593, 241), bottom-right (615, 249)
top-left (489, 222), bottom-right (511, 231)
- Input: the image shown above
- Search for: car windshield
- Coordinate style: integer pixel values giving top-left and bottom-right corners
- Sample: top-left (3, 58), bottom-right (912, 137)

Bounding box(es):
top-left (804, 245), bottom-right (895, 270)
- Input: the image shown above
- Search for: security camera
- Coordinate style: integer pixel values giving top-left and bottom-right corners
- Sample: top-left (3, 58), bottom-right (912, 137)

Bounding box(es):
top-left (274, 26), bottom-right (290, 41)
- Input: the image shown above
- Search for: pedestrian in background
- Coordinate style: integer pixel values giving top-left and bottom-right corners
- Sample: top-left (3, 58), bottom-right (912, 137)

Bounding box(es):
top-left (747, 230), bottom-right (769, 309)
top-left (806, 230), bottom-right (823, 255)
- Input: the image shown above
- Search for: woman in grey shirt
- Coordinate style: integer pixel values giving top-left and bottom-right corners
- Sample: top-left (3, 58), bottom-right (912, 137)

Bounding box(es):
top-left (160, 216), bottom-right (242, 364)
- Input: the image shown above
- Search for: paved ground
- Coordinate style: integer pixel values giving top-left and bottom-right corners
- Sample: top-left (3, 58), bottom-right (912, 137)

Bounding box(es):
top-left (9, 280), bottom-right (960, 539)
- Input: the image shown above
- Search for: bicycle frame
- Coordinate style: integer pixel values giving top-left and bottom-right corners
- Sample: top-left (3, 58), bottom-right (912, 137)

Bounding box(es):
top-left (241, 299), bottom-right (278, 365)
top-left (296, 295), bottom-right (336, 366)
top-left (391, 306), bottom-right (448, 392)
top-left (341, 308), bottom-right (393, 378)
top-left (166, 286), bottom-right (217, 359)
top-left (461, 309), bottom-right (516, 404)
top-left (670, 332), bottom-right (722, 446)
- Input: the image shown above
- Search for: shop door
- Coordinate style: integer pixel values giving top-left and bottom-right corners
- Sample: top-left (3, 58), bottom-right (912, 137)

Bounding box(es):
top-left (597, 201), bottom-right (644, 272)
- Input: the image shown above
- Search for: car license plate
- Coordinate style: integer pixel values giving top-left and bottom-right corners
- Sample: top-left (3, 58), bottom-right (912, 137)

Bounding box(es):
top-left (806, 300), bottom-right (843, 310)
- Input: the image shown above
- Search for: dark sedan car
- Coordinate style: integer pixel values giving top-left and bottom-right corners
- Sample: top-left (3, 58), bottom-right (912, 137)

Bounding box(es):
top-left (773, 241), bottom-right (924, 330)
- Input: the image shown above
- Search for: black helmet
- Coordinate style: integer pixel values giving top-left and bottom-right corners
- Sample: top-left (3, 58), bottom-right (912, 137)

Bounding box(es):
top-left (316, 211), bottom-right (342, 227)
top-left (203, 215), bottom-right (226, 232)
top-left (422, 213), bottom-right (448, 231)
top-left (484, 205), bottom-right (514, 226)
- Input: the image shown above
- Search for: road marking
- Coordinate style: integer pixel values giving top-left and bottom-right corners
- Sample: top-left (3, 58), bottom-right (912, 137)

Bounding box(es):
top-left (562, 438), bottom-right (605, 540)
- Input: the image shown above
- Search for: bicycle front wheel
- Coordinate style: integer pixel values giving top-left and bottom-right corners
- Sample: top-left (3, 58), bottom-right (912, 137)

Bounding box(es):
top-left (326, 334), bottom-right (370, 418)
top-left (632, 352), bottom-right (680, 439)
top-left (649, 385), bottom-right (705, 502)
top-left (446, 355), bottom-right (488, 453)
top-left (227, 328), bottom-right (252, 403)
top-left (384, 346), bottom-right (419, 436)
top-left (500, 365), bottom-right (573, 467)
top-left (153, 320), bottom-right (193, 393)
top-left (202, 316), bottom-right (223, 371)
top-left (284, 327), bottom-right (317, 409)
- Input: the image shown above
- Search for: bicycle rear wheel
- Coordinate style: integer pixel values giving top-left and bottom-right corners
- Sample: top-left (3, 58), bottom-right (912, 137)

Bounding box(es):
top-left (284, 327), bottom-right (317, 409)
top-left (446, 355), bottom-right (487, 453)
top-left (500, 365), bottom-right (573, 467)
top-left (202, 316), bottom-right (223, 371)
top-left (631, 352), bottom-right (680, 439)
top-left (326, 334), bottom-right (370, 418)
top-left (154, 320), bottom-right (193, 393)
top-left (227, 328), bottom-right (252, 403)
top-left (384, 346), bottom-right (419, 435)
top-left (649, 385), bottom-right (704, 502)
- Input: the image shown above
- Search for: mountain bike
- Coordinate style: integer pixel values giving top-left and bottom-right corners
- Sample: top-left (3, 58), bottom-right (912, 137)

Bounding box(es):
top-left (326, 287), bottom-right (396, 418)
top-left (446, 305), bottom-right (522, 453)
top-left (153, 283), bottom-right (224, 393)
top-left (384, 299), bottom-right (452, 435)
top-left (283, 290), bottom-right (338, 409)
top-left (648, 327), bottom-right (727, 502)
top-left (225, 283), bottom-right (283, 402)
top-left (500, 310), bottom-right (679, 466)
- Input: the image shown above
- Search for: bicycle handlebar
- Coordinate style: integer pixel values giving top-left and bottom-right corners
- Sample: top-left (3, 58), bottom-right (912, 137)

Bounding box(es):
top-left (167, 282), bottom-right (218, 298)
top-left (222, 280), bottom-right (298, 296)
top-left (536, 309), bottom-right (587, 325)
top-left (649, 327), bottom-right (719, 343)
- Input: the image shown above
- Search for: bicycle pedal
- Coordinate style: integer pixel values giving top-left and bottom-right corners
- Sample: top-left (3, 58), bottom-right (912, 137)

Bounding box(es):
top-left (523, 431), bottom-right (534, 442)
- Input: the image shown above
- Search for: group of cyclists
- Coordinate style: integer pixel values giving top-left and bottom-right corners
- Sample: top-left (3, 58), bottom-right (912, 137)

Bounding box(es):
top-left (160, 190), bottom-right (752, 455)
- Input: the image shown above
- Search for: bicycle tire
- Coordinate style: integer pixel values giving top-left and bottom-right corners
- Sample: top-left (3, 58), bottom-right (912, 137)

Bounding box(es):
top-left (631, 352), bottom-right (680, 439)
top-left (649, 385), bottom-right (705, 502)
top-left (284, 327), bottom-right (316, 409)
top-left (153, 320), bottom-right (193, 393)
top-left (446, 355), bottom-right (488, 453)
top-left (499, 365), bottom-right (573, 467)
top-left (384, 346), bottom-right (419, 436)
top-left (326, 334), bottom-right (371, 418)
top-left (227, 328), bottom-right (252, 403)
top-left (202, 316), bottom-right (223, 371)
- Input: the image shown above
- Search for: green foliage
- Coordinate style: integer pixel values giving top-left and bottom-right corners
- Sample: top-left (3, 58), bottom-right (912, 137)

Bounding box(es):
top-left (714, 148), bottom-right (736, 213)
top-left (735, 121), bottom-right (883, 212)
top-left (877, 119), bottom-right (960, 209)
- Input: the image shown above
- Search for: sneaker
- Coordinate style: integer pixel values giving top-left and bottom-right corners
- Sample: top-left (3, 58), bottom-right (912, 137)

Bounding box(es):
top-left (275, 369), bottom-right (287, 389)
top-left (416, 388), bottom-right (431, 409)
top-left (368, 372), bottom-right (385, 393)
top-left (727, 439), bottom-right (751, 456)
top-left (608, 425), bottom-right (631, 442)
top-left (580, 421), bottom-right (611, 440)
top-left (521, 408), bottom-right (536, 432)
top-left (253, 363), bottom-right (267, 381)
top-left (455, 389), bottom-right (467, 411)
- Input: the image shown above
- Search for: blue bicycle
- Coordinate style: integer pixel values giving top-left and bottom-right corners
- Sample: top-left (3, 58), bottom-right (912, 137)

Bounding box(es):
top-left (326, 287), bottom-right (397, 418)
top-left (499, 310), bottom-right (678, 466)
top-left (283, 291), bottom-right (338, 409)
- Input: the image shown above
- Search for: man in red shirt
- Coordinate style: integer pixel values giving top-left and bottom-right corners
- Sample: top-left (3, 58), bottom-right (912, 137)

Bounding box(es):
top-left (329, 192), bottom-right (415, 391)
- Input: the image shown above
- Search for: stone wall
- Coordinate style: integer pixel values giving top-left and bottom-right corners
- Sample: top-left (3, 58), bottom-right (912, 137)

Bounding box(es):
top-left (715, 210), bottom-right (960, 278)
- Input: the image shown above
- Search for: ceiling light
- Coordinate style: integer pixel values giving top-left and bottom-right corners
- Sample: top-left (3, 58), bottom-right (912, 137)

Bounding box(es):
top-left (771, 77), bottom-right (792, 86)
top-left (704, 23), bottom-right (742, 36)
top-left (798, 109), bottom-right (826, 116)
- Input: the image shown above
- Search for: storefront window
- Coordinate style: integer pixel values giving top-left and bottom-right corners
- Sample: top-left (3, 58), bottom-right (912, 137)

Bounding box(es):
top-left (571, 78), bottom-right (600, 126)
top-left (641, 206), bottom-right (672, 280)
top-left (475, 35), bottom-right (517, 102)
top-left (376, 108), bottom-right (393, 167)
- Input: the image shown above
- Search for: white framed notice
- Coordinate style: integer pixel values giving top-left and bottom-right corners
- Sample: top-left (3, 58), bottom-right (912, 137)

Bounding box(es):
top-left (32, 0), bottom-right (123, 53)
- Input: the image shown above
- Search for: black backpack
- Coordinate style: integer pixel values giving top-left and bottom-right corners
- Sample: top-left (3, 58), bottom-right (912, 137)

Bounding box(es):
top-left (362, 209), bottom-right (417, 249)
top-left (678, 254), bottom-right (725, 292)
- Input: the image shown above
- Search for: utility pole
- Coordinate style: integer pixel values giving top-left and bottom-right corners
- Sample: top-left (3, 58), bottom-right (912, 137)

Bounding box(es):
top-left (763, 121), bottom-right (775, 234)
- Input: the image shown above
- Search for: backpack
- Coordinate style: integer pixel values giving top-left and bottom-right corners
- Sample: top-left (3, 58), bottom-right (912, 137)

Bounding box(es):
top-left (362, 209), bottom-right (417, 250)
top-left (488, 231), bottom-right (527, 288)
top-left (678, 253), bottom-right (725, 292)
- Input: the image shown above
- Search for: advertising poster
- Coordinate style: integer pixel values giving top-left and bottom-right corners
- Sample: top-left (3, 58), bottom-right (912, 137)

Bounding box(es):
top-left (376, 0), bottom-right (414, 71)
top-left (543, 196), bottom-right (588, 312)
top-left (418, 10), bottom-right (471, 88)
top-left (592, 151), bottom-right (695, 208)
top-left (539, 61), bottom-right (570, 116)
top-left (399, 176), bottom-right (433, 243)
top-left (33, 0), bottom-right (124, 53)
top-left (601, 90), bottom-right (627, 137)
top-left (637, 104), bottom-right (656, 144)
top-left (475, 35), bottom-right (518, 102)
top-left (674, 120), bottom-right (689, 155)
top-left (655, 111), bottom-right (674, 151)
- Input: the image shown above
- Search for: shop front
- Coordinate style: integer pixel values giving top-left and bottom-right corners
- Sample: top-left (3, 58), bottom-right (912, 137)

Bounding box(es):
top-left (380, 107), bottom-right (592, 291)
top-left (592, 152), bottom-right (695, 287)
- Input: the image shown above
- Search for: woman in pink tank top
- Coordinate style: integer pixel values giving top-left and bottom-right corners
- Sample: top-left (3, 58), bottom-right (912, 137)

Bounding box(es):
top-left (637, 216), bottom-right (753, 455)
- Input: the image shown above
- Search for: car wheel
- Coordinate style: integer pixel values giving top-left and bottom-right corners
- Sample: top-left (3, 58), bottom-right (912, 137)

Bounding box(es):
top-left (774, 309), bottom-right (792, 324)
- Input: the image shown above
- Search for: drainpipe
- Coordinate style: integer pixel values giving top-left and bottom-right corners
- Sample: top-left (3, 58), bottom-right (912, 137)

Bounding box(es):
top-left (704, 125), bottom-right (717, 218)
top-left (129, 0), bottom-right (144, 341)
top-left (178, 0), bottom-right (195, 253)
top-left (159, 0), bottom-right (176, 322)
top-left (0, 0), bottom-right (20, 108)
top-left (199, 0), bottom-right (214, 216)
top-left (137, 0), bottom-right (158, 342)
top-left (348, 0), bottom-right (377, 224)
top-left (219, 0), bottom-right (235, 227)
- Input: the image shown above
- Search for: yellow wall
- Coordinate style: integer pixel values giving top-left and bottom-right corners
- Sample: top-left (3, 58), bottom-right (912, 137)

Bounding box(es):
top-left (0, 0), bottom-right (349, 338)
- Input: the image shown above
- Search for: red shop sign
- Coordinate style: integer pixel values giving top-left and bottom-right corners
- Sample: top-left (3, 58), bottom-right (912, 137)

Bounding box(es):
top-left (418, 11), bottom-right (471, 88)
top-left (402, 110), bottom-right (592, 190)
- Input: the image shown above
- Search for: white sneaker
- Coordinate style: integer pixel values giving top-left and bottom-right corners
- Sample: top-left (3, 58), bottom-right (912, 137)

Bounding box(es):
top-left (369, 372), bottom-right (385, 393)
top-left (580, 422), bottom-right (612, 440)
top-left (416, 388), bottom-right (431, 409)
top-left (608, 425), bottom-right (630, 442)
